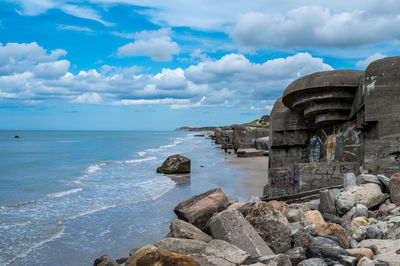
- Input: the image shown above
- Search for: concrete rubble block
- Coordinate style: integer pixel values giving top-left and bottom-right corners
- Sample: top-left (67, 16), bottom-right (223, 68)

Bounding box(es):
top-left (344, 173), bottom-right (357, 188)
top-left (305, 199), bottom-right (320, 210)
top-left (246, 202), bottom-right (292, 253)
top-left (357, 239), bottom-right (400, 266)
top-left (319, 189), bottom-right (340, 215)
top-left (345, 183), bottom-right (385, 209)
top-left (389, 172), bottom-right (400, 205)
top-left (285, 246), bottom-right (306, 265)
top-left (307, 237), bottom-right (357, 266)
top-left (125, 245), bottom-right (201, 266)
top-left (298, 258), bottom-right (328, 266)
top-left (157, 154), bottom-right (191, 174)
top-left (93, 255), bottom-right (119, 266)
top-left (357, 257), bottom-right (375, 266)
top-left (345, 248), bottom-right (373, 260)
top-left (154, 238), bottom-right (207, 255)
top-left (204, 239), bottom-right (249, 265)
top-left (301, 210), bottom-right (326, 228)
top-left (315, 222), bottom-right (350, 249)
top-left (287, 204), bottom-right (311, 223)
top-left (254, 137), bottom-right (269, 150)
top-left (209, 209), bottom-right (274, 257)
top-left (169, 219), bottom-right (213, 242)
top-left (244, 254), bottom-right (292, 266)
top-left (174, 188), bottom-right (230, 231)
top-left (336, 192), bottom-right (356, 216)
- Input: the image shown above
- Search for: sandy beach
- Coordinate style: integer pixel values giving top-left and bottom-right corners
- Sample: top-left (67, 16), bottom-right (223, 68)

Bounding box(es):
top-left (223, 148), bottom-right (269, 198)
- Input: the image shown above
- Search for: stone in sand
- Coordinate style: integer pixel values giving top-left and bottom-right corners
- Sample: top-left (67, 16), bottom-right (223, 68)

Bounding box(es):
top-left (357, 239), bottom-right (400, 265)
top-left (157, 154), bottom-right (191, 174)
top-left (174, 188), bottom-right (230, 231)
top-left (209, 209), bottom-right (274, 257)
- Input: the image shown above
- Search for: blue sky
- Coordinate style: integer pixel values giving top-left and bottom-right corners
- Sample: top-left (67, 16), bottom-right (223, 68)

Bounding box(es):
top-left (1, 0), bottom-right (399, 130)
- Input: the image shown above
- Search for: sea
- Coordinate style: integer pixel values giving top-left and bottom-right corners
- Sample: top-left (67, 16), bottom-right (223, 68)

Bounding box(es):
top-left (0, 130), bottom-right (255, 265)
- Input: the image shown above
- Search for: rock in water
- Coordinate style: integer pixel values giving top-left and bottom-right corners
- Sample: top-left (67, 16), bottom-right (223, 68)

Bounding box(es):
top-left (169, 219), bottom-right (212, 242)
top-left (209, 209), bottom-right (274, 257)
top-left (157, 154), bottom-right (191, 174)
top-left (246, 202), bottom-right (292, 253)
top-left (174, 188), bottom-right (230, 231)
top-left (389, 172), bottom-right (400, 205)
top-left (93, 255), bottom-right (119, 266)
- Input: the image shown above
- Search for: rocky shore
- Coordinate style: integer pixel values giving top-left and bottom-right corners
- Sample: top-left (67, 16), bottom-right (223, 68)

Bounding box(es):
top-left (93, 170), bottom-right (400, 266)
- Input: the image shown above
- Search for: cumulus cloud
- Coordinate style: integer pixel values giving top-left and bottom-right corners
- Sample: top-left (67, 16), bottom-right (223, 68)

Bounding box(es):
top-left (117, 28), bottom-right (179, 61)
top-left (232, 6), bottom-right (400, 49)
top-left (356, 53), bottom-right (386, 68)
top-left (70, 92), bottom-right (102, 104)
top-left (0, 42), bottom-right (333, 109)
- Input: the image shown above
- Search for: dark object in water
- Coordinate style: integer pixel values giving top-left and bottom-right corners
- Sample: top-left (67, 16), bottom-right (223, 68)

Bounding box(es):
top-left (14, 135), bottom-right (20, 139)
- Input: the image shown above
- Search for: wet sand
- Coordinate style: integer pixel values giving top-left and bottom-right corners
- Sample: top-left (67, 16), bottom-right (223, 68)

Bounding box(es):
top-left (223, 148), bottom-right (269, 198)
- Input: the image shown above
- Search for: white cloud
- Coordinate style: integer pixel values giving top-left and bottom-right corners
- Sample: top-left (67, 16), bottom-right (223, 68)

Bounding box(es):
top-left (0, 42), bottom-right (333, 109)
top-left (356, 53), bottom-right (386, 68)
top-left (70, 92), bottom-right (103, 104)
top-left (117, 28), bottom-right (179, 61)
top-left (57, 24), bottom-right (94, 32)
top-left (60, 4), bottom-right (114, 26)
top-left (232, 6), bottom-right (400, 49)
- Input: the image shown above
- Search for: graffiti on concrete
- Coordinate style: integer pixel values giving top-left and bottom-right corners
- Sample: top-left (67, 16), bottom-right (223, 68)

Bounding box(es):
top-left (270, 169), bottom-right (300, 194)
top-left (309, 121), bottom-right (362, 163)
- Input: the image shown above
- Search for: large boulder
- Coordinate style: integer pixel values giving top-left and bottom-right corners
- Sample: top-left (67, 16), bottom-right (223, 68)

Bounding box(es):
top-left (389, 172), bottom-right (400, 205)
top-left (344, 183), bottom-right (385, 209)
top-left (209, 209), bottom-right (274, 257)
top-left (357, 239), bottom-right (400, 266)
top-left (244, 254), bottom-right (292, 266)
top-left (307, 237), bottom-right (357, 266)
top-left (125, 245), bottom-right (201, 266)
top-left (254, 137), bottom-right (269, 150)
top-left (226, 201), bottom-right (255, 217)
top-left (169, 219), bottom-right (212, 242)
top-left (336, 192), bottom-right (356, 216)
top-left (157, 154), bottom-right (191, 174)
top-left (155, 238), bottom-right (207, 255)
top-left (356, 174), bottom-right (382, 186)
top-left (174, 188), bottom-right (230, 231)
top-left (204, 239), bottom-right (249, 265)
top-left (245, 202), bottom-right (291, 253)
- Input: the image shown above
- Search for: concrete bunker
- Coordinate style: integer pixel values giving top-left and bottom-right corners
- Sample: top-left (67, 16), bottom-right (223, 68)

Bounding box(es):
top-left (264, 56), bottom-right (400, 198)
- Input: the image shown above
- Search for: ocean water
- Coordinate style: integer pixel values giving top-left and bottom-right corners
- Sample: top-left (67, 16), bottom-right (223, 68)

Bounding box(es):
top-left (0, 131), bottom-right (253, 265)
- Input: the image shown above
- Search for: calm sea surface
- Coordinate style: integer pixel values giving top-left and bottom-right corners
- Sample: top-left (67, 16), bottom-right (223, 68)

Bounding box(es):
top-left (0, 131), bottom-right (253, 265)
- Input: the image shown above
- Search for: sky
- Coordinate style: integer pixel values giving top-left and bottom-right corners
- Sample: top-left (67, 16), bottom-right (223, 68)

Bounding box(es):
top-left (0, 0), bottom-right (399, 130)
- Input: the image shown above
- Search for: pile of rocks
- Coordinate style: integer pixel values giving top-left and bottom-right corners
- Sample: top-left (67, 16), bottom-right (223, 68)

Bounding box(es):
top-left (94, 173), bottom-right (400, 266)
